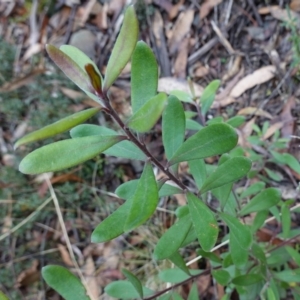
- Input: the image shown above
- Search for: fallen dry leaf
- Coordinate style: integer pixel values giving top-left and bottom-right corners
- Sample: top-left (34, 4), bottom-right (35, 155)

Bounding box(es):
top-left (291, 0), bottom-right (300, 12)
top-left (22, 43), bottom-right (43, 61)
top-left (200, 0), bottom-right (223, 20)
top-left (174, 37), bottom-right (189, 78)
top-left (222, 56), bottom-right (242, 82)
top-left (280, 96), bottom-right (295, 138)
top-left (230, 65), bottom-right (276, 98)
top-left (84, 256), bottom-right (100, 299)
top-left (262, 122), bottom-right (284, 140)
top-left (15, 260), bottom-right (40, 288)
top-left (237, 107), bottom-right (273, 119)
top-left (258, 6), bottom-right (279, 14)
top-left (158, 77), bottom-right (203, 97)
top-left (57, 243), bottom-right (74, 267)
top-left (168, 9), bottom-right (194, 54)
top-left (153, 0), bottom-right (184, 19)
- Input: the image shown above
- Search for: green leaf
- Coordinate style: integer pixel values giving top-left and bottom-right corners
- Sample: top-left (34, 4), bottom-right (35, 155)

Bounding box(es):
top-left (240, 181), bottom-right (266, 198)
top-left (0, 291), bottom-right (9, 300)
top-left (19, 135), bottom-right (124, 174)
top-left (251, 243), bottom-right (266, 263)
top-left (131, 41), bottom-right (158, 113)
top-left (168, 252), bottom-right (191, 275)
top-left (186, 119), bottom-right (203, 131)
top-left (197, 249), bottom-right (222, 263)
top-left (187, 283), bottom-right (199, 300)
top-left (200, 157), bottom-right (252, 194)
top-left (70, 124), bottom-right (146, 160)
top-left (91, 200), bottom-right (130, 243)
top-left (15, 108), bottom-right (101, 149)
top-left (232, 274), bottom-right (263, 286)
top-left (104, 281), bottom-right (153, 299)
top-left (103, 6), bottom-right (138, 90)
top-left (122, 269), bottom-right (143, 299)
top-left (273, 269), bottom-right (300, 283)
top-left (127, 93), bottom-right (167, 133)
top-left (212, 270), bottom-right (231, 285)
top-left (170, 90), bottom-right (193, 103)
top-left (220, 212), bottom-right (252, 266)
top-left (154, 214), bottom-right (192, 260)
top-left (172, 293), bottom-right (184, 300)
top-left (46, 44), bottom-right (93, 96)
top-left (226, 116), bottom-right (246, 128)
top-left (285, 246), bottom-right (300, 267)
top-left (42, 265), bottom-right (90, 300)
top-left (162, 96), bottom-right (185, 160)
top-left (200, 80), bottom-right (220, 116)
top-left (169, 123), bottom-right (238, 165)
top-left (251, 210), bottom-right (268, 232)
top-left (187, 193), bottom-right (218, 251)
top-left (158, 269), bottom-right (201, 284)
top-left (124, 162), bottom-right (158, 231)
top-left (239, 188), bottom-right (281, 216)
top-left (281, 204), bottom-right (291, 238)
top-left (212, 183), bottom-right (233, 209)
top-left (271, 151), bottom-right (300, 174)
top-left (189, 159), bottom-right (206, 190)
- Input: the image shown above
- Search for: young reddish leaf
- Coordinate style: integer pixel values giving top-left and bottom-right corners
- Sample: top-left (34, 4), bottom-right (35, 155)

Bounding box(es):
top-left (200, 80), bottom-right (220, 116)
top-left (122, 269), bottom-right (143, 299)
top-left (84, 64), bottom-right (102, 95)
top-left (220, 212), bottom-right (252, 266)
top-left (124, 162), bottom-right (158, 232)
top-left (103, 6), bottom-right (138, 91)
top-left (239, 188), bottom-right (281, 216)
top-left (46, 44), bottom-right (93, 95)
top-left (14, 108), bottom-right (101, 149)
top-left (42, 265), bottom-right (90, 300)
top-left (154, 214), bottom-right (192, 260)
top-left (91, 200), bottom-right (130, 243)
top-left (169, 123), bottom-right (238, 165)
top-left (127, 93), bottom-right (167, 133)
top-left (187, 193), bottom-right (218, 251)
top-left (162, 96), bottom-right (185, 160)
top-left (70, 124), bottom-right (146, 160)
top-left (200, 157), bottom-right (252, 193)
top-left (19, 135), bottom-right (124, 174)
top-left (131, 41), bottom-right (158, 113)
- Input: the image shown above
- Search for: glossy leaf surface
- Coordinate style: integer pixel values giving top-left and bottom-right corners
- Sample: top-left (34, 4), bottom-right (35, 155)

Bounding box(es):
top-left (200, 79), bottom-right (220, 116)
top-left (70, 124), bottom-right (146, 160)
top-left (42, 265), bottom-right (90, 300)
top-left (169, 123), bottom-right (238, 165)
top-left (200, 157), bottom-right (252, 193)
top-left (162, 96), bottom-right (185, 160)
top-left (103, 6), bottom-right (138, 90)
top-left (19, 135), bottom-right (124, 174)
top-left (122, 269), bottom-right (143, 298)
top-left (154, 214), bottom-right (192, 260)
top-left (127, 93), bottom-right (167, 133)
top-left (187, 193), bottom-right (218, 251)
top-left (124, 162), bottom-right (158, 231)
top-left (239, 188), bottom-right (281, 216)
top-left (15, 108), bottom-right (101, 149)
top-left (131, 41), bottom-right (158, 113)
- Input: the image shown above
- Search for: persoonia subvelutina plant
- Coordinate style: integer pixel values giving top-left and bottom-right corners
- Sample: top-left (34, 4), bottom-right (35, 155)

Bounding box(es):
top-left (15, 5), bottom-right (293, 300)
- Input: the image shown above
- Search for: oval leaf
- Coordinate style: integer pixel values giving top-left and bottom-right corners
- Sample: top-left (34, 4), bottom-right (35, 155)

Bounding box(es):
top-left (42, 265), bottom-right (90, 300)
top-left (187, 193), bottom-right (218, 251)
top-left (200, 157), bottom-right (252, 193)
top-left (70, 124), bottom-right (146, 160)
top-left (154, 214), bottom-right (192, 260)
top-left (169, 123), bottom-right (238, 165)
top-left (124, 162), bottom-right (158, 231)
top-left (127, 93), bottom-right (167, 133)
top-left (212, 270), bottom-right (231, 285)
top-left (200, 79), bottom-right (220, 116)
top-left (46, 44), bottom-right (93, 95)
top-left (162, 96), bottom-right (185, 160)
top-left (103, 6), bottom-right (138, 90)
top-left (105, 281), bottom-right (153, 299)
top-left (131, 41), bottom-right (158, 113)
top-left (15, 108), bottom-right (101, 149)
top-left (19, 135), bottom-right (124, 174)
top-left (232, 274), bottom-right (263, 286)
top-left (240, 188), bottom-right (281, 216)
top-left (122, 269), bottom-right (143, 298)
top-left (91, 200), bottom-right (130, 243)
top-left (168, 252), bottom-right (191, 275)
